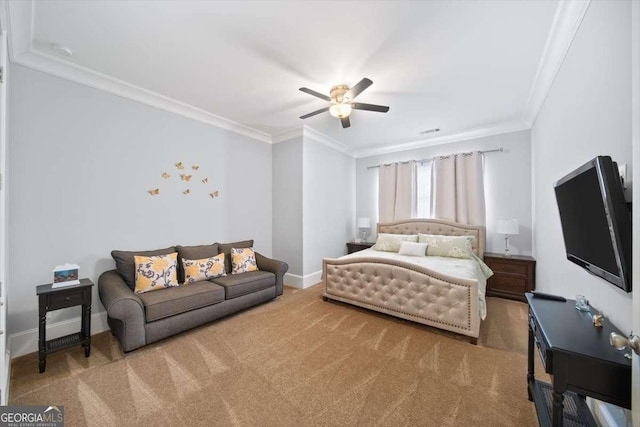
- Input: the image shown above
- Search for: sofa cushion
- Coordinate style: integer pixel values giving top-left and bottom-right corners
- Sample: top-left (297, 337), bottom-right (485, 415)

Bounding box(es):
top-left (218, 240), bottom-right (254, 273)
top-left (176, 243), bottom-right (219, 282)
top-left (138, 281), bottom-right (225, 322)
top-left (112, 246), bottom-right (177, 290)
top-left (134, 253), bottom-right (180, 294)
top-left (211, 270), bottom-right (275, 299)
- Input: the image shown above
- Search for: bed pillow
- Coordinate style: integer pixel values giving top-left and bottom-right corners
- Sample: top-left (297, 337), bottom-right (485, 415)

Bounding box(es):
top-left (398, 241), bottom-right (428, 257)
top-left (418, 234), bottom-right (475, 259)
top-left (372, 233), bottom-right (418, 252)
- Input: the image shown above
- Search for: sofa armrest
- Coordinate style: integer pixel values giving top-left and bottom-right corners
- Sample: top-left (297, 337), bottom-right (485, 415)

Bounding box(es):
top-left (98, 270), bottom-right (146, 351)
top-left (255, 253), bottom-right (288, 297)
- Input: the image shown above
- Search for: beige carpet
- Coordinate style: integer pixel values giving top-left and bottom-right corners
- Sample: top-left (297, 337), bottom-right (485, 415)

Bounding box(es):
top-left (10, 284), bottom-right (545, 426)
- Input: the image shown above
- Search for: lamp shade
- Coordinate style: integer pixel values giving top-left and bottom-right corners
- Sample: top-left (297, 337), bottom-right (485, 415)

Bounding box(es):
top-left (497, 218), bottom-right (519, 235)
top-left (357, 217), bottom-right (371, 229)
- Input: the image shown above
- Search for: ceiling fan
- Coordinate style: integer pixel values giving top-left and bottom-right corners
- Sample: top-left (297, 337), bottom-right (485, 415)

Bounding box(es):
top-left (298, 78), bottom-right (390, 128)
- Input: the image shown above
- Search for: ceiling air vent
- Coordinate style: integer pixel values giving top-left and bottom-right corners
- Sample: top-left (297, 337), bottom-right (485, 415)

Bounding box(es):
top-left (419, 128), bottom-right (440, 135)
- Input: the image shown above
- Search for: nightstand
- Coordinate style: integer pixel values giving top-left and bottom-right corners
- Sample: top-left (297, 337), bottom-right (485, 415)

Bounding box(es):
top-left (37, 278), bottom-right (94, 373)
top-left (346, 241), bottom-right (374, 254)
top-left (483, 253), bottom-right (535, 302)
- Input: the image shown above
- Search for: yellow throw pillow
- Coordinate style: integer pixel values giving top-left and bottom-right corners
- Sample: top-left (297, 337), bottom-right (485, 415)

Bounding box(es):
top-left (134, 253), bottom-right (179, 294)
top-left (231, 247), bottom-right (258, 274)
top-left (182, 253), bottom-right (227, 284)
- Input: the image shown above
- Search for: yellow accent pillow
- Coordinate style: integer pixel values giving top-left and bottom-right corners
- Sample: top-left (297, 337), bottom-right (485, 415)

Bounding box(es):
top-left (231, 248), bottom-right (258, 274)
top-left (134, 253), bottom-right (179, 294)
top-left (182, 254), bottom-right (227, 284)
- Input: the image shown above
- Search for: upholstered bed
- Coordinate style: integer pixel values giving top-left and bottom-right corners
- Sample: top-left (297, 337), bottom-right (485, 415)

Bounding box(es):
top-left (322, 219), bottom-right (489, 343)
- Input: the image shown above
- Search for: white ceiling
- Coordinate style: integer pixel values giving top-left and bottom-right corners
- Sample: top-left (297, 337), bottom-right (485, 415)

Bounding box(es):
top-left (8, 1), bottom-right (564, 154)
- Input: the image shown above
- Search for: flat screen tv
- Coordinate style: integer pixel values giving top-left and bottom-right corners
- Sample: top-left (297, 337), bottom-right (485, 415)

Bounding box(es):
top-left (554, 156), bottom-right (632, 292)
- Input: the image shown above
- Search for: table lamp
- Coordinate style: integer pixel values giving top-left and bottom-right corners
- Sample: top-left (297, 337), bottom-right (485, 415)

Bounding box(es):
top-left (357, 217), bottom-right (371, 243)
top-left (497, 218), bottom-right (519, 257)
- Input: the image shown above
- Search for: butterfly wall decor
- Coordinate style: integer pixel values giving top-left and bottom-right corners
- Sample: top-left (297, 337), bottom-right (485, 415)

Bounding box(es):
top-left (149, 162), bottom-right (219, 199)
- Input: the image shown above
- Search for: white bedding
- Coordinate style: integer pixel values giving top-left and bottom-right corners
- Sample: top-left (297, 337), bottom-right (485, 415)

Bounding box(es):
top-left (342, 248), bottom-right (493, 320)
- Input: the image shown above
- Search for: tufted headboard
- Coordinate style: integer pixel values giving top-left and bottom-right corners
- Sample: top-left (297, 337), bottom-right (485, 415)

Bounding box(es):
top-left (377, 218), bottom-right (485, 258)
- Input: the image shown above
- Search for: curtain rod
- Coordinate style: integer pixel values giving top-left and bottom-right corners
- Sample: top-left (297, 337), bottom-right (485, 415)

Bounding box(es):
top-left (366, 147), bottom-right (504, 170)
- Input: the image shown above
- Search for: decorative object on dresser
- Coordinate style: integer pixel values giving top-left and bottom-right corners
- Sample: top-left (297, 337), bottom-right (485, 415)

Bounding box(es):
top-left (357, 217), bottom-right (371, 243)
top-left (496, 218), bottom-right (519, 257)
top-left (37, 278), bottom-right (93, 373)
top-left (484, 252), bottom-right (535, 302)
top-left (346, 241), bottom-right (374, 254)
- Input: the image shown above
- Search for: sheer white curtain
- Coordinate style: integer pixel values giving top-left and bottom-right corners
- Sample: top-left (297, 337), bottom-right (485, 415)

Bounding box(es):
top-left (378, 161), bottom-right (417, 222)
top-left (416, 161), bottom-right (432, 218)
top-left (430, 152), bottom-right (485, 226)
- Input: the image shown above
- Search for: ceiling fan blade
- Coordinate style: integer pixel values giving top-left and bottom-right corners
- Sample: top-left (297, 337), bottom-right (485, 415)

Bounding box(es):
top-left (300, 107), bottom-right (330, 119)
top-left (351, 102), bottom-right (390, 113)
top-left (341, 116), bottom-right (351, 128)
top-left (299, 87), bottom-right (332, 102)
top-left (343, 78), bottom-right (373, 102)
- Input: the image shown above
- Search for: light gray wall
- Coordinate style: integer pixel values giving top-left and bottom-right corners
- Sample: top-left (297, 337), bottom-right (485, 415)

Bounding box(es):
top-left (302, 139), bottom-right (356, 275)
top-left (356, 130), bottom-right (532, 255)
top-left (272, 137), bottom-right (303, 275)
top-left (7, 64), bottom-right (273, 335)
top-left (532, 0), bottom-right (632, 331)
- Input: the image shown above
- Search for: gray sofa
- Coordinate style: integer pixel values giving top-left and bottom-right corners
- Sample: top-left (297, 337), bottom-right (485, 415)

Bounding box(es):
top-left (98, 240), bottom-right (288, 352)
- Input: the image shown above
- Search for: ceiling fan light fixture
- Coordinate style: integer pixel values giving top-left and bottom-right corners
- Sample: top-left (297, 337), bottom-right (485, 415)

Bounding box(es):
top-left (329, 103), bottom-right (352, 119)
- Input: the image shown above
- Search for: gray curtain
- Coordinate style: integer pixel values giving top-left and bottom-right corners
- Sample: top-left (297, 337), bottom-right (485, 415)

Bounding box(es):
top-left (378, 161), bottom-right (417, 222)
top-left (430, 152), bottom-right (485, 226)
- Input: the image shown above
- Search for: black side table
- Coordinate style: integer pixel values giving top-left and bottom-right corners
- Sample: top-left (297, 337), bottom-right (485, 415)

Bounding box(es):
top-left (36, 278), bottom-right (94, 373)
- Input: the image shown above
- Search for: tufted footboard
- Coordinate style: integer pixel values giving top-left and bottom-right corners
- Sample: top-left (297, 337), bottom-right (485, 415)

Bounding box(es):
top-left (322, 257), bottom-right (480, 341)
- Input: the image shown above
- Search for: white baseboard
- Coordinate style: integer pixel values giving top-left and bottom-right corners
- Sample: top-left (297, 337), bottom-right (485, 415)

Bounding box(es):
top-left (587, 398), bottom-right (632, 427)
top-left (284, 271), bottom-right (322, 289)
top-left (10, 311), bottom-right (110, 358)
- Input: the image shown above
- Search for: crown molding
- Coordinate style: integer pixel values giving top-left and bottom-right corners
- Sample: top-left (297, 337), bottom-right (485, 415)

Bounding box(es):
top-left (303, 125), bottom-right (355, 158)
top-left (5, 0), bottom-right (31, 59)
top-left (354, 120), bottom-right (530, 159)
top-left (522, 0), bottom-right (591, 127)
top-left (271, 127), bottom-right (303, 144)
top-left (5, 1), bottom-right (272, 144)
top-left (5, 0), bottom-right (587, 154)
top-left (0, 1), bottom-right (8, 35)
top-left (13, 50), bottom-right (272, 143)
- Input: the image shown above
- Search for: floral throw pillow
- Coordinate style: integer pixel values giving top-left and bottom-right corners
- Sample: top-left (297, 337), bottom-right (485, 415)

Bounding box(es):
top-left (418, 234), bottom-right (475, 259)
top-left (372, 233), bottom-right (418, 252)
top-left (231, 247), bottom-right (259, 274)
top-left (134, 253), bottom-right (179, 294)
top-left (182, 253), bottom-right (226, 284)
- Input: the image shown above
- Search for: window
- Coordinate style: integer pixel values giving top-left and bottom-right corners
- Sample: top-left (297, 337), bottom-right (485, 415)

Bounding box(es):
top-left (416, 160), bottom-right (432, 218)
